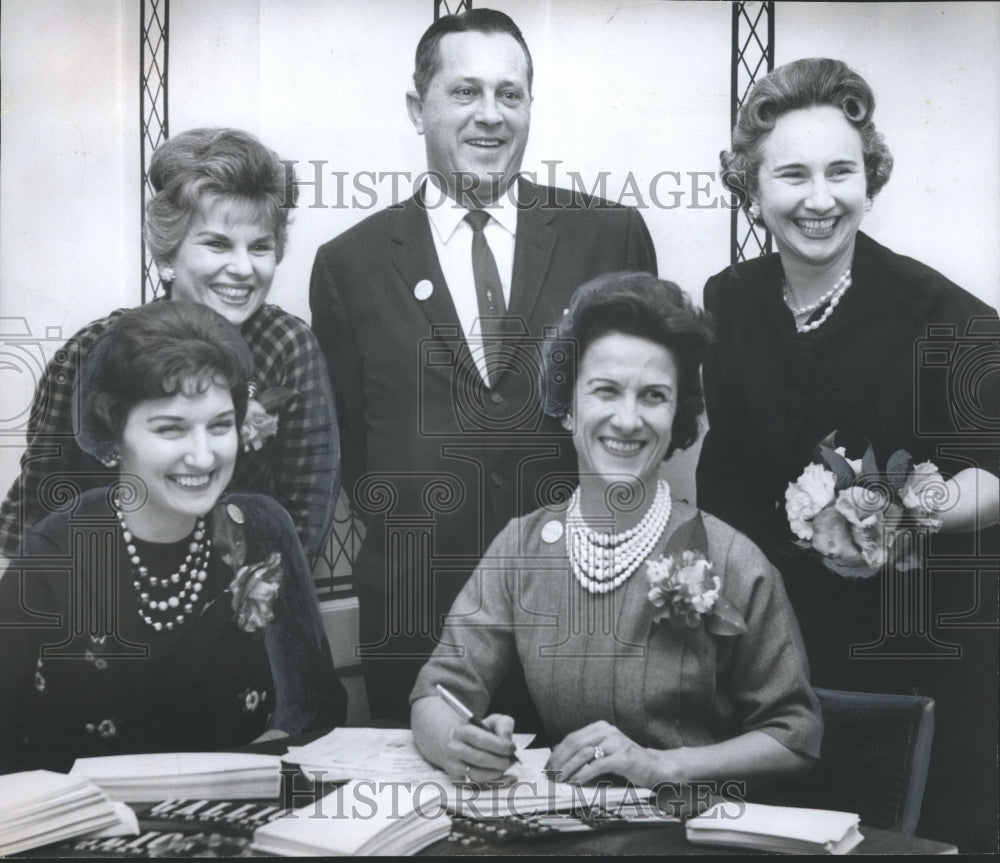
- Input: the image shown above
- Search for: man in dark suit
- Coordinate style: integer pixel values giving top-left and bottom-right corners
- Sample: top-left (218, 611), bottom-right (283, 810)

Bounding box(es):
top-left (310, 8), bottom-right (656, 722)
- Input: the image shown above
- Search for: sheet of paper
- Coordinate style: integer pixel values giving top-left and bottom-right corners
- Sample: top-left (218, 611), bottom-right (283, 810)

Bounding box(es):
top-left (283, 728), bottom-right (657, 819)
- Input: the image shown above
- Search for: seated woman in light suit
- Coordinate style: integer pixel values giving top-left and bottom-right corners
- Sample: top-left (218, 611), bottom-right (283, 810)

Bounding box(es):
top-left (0, 301), bottom-right (346, 773)
top-left (410, 272), bottom-right (821, 801)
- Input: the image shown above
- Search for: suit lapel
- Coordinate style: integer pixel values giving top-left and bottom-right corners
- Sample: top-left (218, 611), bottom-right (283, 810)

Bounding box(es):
top-left (390, 193), bottom-right (462, 333)
top-left (390, 193), bottom-right (479, 382)
top-left (474, 179), bottom-right (557, 388)
top-left (508, 178), bottom-right (557, 326)
top-left (391, 183), bottom-right (557, 390)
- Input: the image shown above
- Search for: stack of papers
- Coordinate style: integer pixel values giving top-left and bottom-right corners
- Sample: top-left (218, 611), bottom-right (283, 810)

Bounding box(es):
top-left (0, 770), bottom-right (134, 856)
top-left (251, 779), bottom-right (453, 857)
top-left (685, 802), bottom-right (864, 854)
top-left (69, 752), bottom-right (283, 802)
top-left (285, 727), bottom-right (461, 783)
top-left (283, 728), bottom-right (658, 820)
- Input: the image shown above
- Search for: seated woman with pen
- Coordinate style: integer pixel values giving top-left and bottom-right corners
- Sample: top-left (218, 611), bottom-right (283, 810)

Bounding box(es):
top-left (410, 272), bottom-right (821, 794)
top-left (0, 301), bottom-right (346, 773)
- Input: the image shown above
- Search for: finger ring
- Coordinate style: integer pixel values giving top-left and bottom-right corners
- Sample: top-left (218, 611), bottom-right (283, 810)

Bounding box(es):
top-left (464, 765), bottom-right (472, 784)
top-left (593, 744), bottom-right (605, 761)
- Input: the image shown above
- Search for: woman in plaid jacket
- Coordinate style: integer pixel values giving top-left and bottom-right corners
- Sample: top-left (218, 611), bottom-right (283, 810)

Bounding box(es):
top-left (0, 128), bottom-right (339, 558)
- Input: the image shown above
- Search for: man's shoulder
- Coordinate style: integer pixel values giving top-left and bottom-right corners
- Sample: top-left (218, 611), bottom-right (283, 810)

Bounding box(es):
top-left (315, 197), bottom-right (417, 258)
top-left (517, 180), bottom-right (635, 216)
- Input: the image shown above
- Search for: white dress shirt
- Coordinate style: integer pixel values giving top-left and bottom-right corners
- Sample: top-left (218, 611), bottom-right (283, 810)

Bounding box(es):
top-left (423, 179), bottom-right (517, 383)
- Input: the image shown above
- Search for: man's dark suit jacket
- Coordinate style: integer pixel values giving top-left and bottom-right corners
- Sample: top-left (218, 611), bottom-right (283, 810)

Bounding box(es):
top-left (309, 179), bottom-right (656, 703)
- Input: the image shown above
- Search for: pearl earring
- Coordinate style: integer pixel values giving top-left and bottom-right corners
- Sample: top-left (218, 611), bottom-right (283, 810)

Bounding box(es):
top-left (101, 451), bottom-right (120, 468)
top-left (748, 201), bottom-right (761, 222)
top-left (864, 198), bottom-right (873, 213)
top-left (159, 265), bottom-right (175, 282)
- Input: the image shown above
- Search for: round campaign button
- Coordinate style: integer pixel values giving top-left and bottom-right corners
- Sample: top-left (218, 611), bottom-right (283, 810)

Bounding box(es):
top-left (541, 520), bottom-right (564, 544)
top-left (414, 280), bottom-right (433, 301)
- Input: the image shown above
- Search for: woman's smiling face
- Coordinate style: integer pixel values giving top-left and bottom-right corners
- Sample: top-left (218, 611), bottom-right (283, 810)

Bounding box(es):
top-left (118, 381), bottom-right (237, 538)
top-left (568, 331), bottom-right (678, 492)
top-left (754, 105), bottom-right (868, 272)
top-left (166, 195), bottom-right (277, 329)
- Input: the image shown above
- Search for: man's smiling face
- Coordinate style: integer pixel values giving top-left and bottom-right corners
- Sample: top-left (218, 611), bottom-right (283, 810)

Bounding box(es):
top-left (407, 30), bottom-right (531, 205)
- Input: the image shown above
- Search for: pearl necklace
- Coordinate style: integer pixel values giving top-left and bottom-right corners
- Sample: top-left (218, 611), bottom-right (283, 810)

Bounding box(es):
top-left (783, 269), bottom-right (852, 333)
top-left (566, 479), bottom-right (672, 594)
top-left (116, 504), bottom-right (211, 632)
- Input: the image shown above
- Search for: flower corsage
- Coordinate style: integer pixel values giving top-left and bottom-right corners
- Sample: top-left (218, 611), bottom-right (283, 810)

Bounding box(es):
top-left (646, 512), bottom-right (747, 635)
top-left (211, 502), bottom-right (284, 633)
top-left (785, 432), bottom-right (946, 579)
top-left (230, 552), bottom-right (284, 633)
top-left (241, 384), bottom-right (296, 452)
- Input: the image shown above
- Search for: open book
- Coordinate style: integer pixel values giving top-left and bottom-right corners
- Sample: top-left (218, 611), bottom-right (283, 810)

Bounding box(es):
top-left (0, 770), bottom-right (136, 856)
top-left (685, 802), bottom-right (864, 854)
top-left (250, 779), bottom-right (452, 856)
top-left (69, 752), bottom-right (283, 802)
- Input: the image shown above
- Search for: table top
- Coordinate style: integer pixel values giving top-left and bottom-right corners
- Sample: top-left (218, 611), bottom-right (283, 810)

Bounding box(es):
top-left (249, 730), bottom-right (959, 856)
top-left (422, 820), bottom-right (958, 856)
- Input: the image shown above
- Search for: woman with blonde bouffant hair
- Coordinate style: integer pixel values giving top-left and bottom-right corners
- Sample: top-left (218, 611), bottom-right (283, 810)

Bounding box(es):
top-left (0, 128), bottom-right (339, 559)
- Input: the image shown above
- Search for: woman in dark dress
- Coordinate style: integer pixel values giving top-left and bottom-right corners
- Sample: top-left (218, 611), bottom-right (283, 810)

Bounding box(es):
top-left (0, 301), bottom-right (346, 773)
top-left (696, 58), bottom-right (999, 851)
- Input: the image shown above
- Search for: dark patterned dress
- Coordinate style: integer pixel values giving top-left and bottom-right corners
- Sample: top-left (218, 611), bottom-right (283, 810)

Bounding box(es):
top-left (0, 489), bottom-right (347, 773)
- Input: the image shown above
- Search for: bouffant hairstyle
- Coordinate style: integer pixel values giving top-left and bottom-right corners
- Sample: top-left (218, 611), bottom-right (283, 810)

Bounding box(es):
top-left (144, 128), bottom-right (297, 270)
top-left (721, 58), bottom-right (893, 215)
top-left (76, 301), bottom-right (253, 463)
top-left (539, 272), bottom-right (713, 461)
top-left (413, 8), bottom-right (533, 99)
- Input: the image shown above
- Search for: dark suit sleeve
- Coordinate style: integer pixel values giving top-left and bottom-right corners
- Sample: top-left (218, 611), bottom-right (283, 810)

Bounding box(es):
top-left (309, 245), bottom-right (367, 509)
top-left (624, 207), bottom-right (657, 276)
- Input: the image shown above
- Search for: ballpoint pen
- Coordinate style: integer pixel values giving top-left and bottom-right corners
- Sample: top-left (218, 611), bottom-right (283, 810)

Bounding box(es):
top-left (436, 683), bottom-right (521, 764)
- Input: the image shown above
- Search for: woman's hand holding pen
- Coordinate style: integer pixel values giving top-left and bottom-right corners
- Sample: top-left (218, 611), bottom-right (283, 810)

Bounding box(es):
top-left (446, 712), bottom-right (519, 784)
top-left (432, 683), bottom-right (520, 783)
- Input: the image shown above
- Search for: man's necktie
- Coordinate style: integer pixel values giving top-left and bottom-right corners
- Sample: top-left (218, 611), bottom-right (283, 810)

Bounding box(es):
top-left (465, 210), bottom-right (507, 385)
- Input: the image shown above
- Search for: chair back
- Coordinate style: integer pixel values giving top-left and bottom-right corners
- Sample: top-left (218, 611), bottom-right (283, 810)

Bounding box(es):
top-left (785, 687), bottom-right (935, 835)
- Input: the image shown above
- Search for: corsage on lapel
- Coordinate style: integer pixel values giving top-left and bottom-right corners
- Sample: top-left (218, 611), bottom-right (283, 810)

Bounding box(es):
top-left (211, 502), bottom-right (284, 633)
top-left (646, 512), bottom-right (747, 636)
top-left (241, 383), bottom-right (297, 452)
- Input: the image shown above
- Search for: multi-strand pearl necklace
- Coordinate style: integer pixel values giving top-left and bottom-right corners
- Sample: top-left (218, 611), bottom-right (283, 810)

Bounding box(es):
top-left (116, 504), bottom-right (211, 632)
top-left (783, 268), bottom-right (852, 333)
top-left (566, 479), bottom-right (672, 594)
